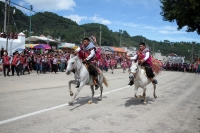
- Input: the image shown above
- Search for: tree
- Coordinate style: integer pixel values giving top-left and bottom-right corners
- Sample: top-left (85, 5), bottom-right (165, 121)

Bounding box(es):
top-left (160, 0), bottom-right (200, 34)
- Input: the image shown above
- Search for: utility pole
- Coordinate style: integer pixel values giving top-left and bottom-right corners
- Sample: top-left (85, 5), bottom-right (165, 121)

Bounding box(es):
top-left (119, 29), bottom-right (122, 47)
top-left (4, 0), bottom-right (7, 32)
top-left (29, 5), bottom-right (33, 44)
top-left (191, 42), bottom-right (194, 63)
top-left (6, 0), bottom-right (10, 51)
top-left (153, 43), bottom-right (154, 57)
top-left (99, 26), bottom-right (101, 46)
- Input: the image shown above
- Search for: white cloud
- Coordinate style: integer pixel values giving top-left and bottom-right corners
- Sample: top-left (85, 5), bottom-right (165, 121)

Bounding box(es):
top-left (21, 0), bottom-right (76, 11)
top-left (116, 21), bottom-right (187, 35)
top-left (64, 15), bottom-right (87, 24)
top-left (140, 25), bottom-right (186, 34)
top-left (89, 14), bottom-right (111, 25)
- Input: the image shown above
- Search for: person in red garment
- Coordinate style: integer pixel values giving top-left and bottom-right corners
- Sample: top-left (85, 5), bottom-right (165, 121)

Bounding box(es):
top-left (128, 42), bottom-right (158, 86)
top-left (74, 37), bottom-right (99, 90)
top-left (11, 52), bottom-right (20, 76)
top-left (2, 51), bottom-right (11, 77)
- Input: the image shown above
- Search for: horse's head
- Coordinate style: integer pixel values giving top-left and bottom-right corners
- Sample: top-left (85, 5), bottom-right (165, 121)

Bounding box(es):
top-left (66, 54), bottom-right (78, 75)
top-left (130, 61), bottom-right (139, 73)
top-left (129, 61), bottom-right (139, 78)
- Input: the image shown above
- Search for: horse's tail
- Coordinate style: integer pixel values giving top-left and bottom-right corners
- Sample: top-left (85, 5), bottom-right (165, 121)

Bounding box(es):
top-left (103, 76), bottom-right (108, 87)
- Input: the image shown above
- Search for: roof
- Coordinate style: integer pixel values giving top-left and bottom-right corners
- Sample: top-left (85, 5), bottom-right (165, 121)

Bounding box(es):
top-left (58, 43), bottom-right (75, 49)
top-left (25, 36), bottom-right (56, 42)
top-left (112, 47), bottom-right (125, 52)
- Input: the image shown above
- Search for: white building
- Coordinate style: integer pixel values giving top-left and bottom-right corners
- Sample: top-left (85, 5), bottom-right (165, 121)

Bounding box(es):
top-left (166, 56), bottom-right (185, 64)
top-left (154, 52), bottom-right (167, 61)
top-left (0, 32), bottom-right (25, 55)
top-left (122, 46), bottom-right (137, 56)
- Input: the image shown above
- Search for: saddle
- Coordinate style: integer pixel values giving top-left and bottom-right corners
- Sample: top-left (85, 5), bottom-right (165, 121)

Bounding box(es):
top-left (84, 62), bottom-right (100, 86)
top-left (83, 62), bottom-right (100, 74)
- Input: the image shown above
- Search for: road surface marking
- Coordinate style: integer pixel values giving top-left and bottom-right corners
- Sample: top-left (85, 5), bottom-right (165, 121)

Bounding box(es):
top-left (0, 72), bottom-right (173, 125)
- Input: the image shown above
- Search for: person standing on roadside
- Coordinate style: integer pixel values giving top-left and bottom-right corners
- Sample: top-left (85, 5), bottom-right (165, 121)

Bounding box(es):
top-left (35, 54), bottom-right (41, 74)
top-left (11, 52), bottom-right (20, 76)
top-left (2, 51), bottom-right (10, 77)
top-left (52, 55), bottom-right (58, 73)
top-left (60, 53), bottom-right (66, 72)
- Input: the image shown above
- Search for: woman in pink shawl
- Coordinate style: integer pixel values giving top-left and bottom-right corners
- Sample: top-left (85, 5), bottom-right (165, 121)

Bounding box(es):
top-left (121, 59), bottom-right (127, 73)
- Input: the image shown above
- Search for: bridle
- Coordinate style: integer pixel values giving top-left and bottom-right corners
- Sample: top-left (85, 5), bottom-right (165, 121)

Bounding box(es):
top-left (129, 65), bottom-right (139, 79)
top-left (68, 57), bottom-right (83, 75)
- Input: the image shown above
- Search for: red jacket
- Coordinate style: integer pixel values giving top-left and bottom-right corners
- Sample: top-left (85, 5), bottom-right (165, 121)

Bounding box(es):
top-left (11, 55), bottom-right (19, 66)
top-left (20, 56), bottom-right (25, 64)
top-left (2, 55), bottom-right (10, 65)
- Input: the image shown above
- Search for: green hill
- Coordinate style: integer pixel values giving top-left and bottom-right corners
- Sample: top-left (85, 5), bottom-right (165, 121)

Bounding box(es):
top-left (0, 1), bottom-right (200, 61)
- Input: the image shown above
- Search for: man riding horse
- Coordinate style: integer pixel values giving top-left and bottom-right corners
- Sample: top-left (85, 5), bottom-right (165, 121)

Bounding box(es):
top-left (73, 37), bottom-right (99, 90)
top-left (128, 42), bottom-right (158, 86)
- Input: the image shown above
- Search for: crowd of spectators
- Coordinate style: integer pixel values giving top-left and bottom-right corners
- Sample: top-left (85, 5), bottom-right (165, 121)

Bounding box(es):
top-left (164, 62), bottom-right (200, 74)
top-left (0, 47), bottom-right (125, 77)
top-left (0, 32), bottom-right (18, 39)
top-left (0, 48), bottom-right (70, 77)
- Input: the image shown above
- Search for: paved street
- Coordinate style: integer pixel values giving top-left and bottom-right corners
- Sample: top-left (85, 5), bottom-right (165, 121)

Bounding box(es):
top-left (0, 69), bottom-right (200, 133)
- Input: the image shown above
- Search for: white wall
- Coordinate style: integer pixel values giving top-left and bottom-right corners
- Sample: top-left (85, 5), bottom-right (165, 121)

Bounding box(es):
top-left (0, 32), bottom-right (25, 55)
top-left (154, 52), bottom-right (167, 61)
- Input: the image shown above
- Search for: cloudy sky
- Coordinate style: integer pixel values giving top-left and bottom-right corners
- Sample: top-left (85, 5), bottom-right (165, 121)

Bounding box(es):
top-left (6, 0), bottom-right (200, 42)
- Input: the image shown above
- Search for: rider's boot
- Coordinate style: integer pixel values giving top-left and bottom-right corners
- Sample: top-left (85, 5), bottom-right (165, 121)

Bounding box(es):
top-left (75, 82), bottom-right (80, 88)
top-left (150, 78), bottom-right (158, 84)
top-left (94, 78), bottom-right (99, 90)
top-left (153, 79), bottom-right (158, 84)
top-left (128, 80), bottom-right (134, 86)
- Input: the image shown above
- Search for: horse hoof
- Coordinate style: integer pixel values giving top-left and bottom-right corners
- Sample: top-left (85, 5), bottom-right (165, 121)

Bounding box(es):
top-left (88, 101), bottom-right (92, 104)
top-left (68, 102), bottom-right (73, 105)
top-left (154, 95), bottom-right (157, 98)
top-left (98, 98), bottom-right (102, 101)
top-left (143, 102), bottom-right (147, 105)
top-left (70, 93), bottom-right (73, 96)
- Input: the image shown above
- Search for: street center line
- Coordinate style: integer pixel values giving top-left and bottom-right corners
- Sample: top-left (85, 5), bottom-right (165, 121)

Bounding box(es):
top-left (0, 72), bottom-right (173, 125)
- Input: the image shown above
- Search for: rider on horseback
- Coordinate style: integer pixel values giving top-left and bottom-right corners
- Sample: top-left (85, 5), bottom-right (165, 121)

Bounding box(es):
top-left (128, 42), bottom-right (158, 86)
top-left (74, 37), bottom-right (99, 90)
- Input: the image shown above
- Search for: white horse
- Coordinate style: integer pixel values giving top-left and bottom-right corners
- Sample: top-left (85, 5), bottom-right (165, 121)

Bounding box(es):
top-left (129, 61), bottom-right (157, 104)
top-left (66, 54), bottom-right (108, 105)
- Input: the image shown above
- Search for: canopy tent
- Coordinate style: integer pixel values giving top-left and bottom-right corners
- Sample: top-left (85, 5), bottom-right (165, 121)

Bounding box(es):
top-left (25, 44), bottom-right (51, 50)
top-left (112, 47), bottom-right (125, 52)
top-left (34, 44), bottom-right (44, 49)
top-left (58, 43), bottom-right (76, 49)
top-left (101, 46), bottom-right (115, 55)
top-left (41, 44), bottom-right (51, 50)
top-left (15, 48), bottom-right (24, 52)
top-left (25, 36), bottom-right (56, 42)
top-left (25, 44), bottom-right (39, 48)
top-left (112, 47), bottom-right (126, 56)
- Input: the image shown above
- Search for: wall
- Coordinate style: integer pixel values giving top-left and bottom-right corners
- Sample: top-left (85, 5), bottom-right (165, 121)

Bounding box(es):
top-left (154, 52), bottom-right (167, 61)
top-left (0, 32), bottom-right (25, 55)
